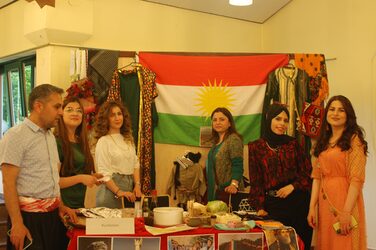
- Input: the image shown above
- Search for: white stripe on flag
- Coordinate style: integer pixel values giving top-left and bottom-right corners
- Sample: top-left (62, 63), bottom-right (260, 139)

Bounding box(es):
top-left (155, 83), bottom-right (266, 116)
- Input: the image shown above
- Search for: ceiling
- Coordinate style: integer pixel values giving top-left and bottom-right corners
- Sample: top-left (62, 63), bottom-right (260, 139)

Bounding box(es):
top-left (0, 0), bottom-right (16, 9)
top-left (142, 0), bottom-right (292, 24)
top-left (0, 1), bottom-right (292, 23)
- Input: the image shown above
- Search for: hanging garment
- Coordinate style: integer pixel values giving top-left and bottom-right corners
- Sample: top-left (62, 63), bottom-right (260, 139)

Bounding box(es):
top-left (261, 67), bottom-right (311, 153)
top-left (294, 54), bottom-right (329, 105)
top-left (108, 66), bottom-right (158, 193)
top-left (88, 50), bottom-right (119, 104)
top-left (262, 67), bottom-right (311, 135)
top-left (167, 162), bottom-right (206, 206)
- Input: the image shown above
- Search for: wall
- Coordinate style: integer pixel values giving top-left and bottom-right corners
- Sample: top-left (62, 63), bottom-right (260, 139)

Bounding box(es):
top-left (1, 0), bottom-right (375, 248)
top-left (0, 1), bottom-right (35, 59)
top-left (263, 0), bottom-right (376, 248)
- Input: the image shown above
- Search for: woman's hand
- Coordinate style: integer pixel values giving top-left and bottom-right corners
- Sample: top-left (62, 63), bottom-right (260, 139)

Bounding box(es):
top-left (79, 174), bottom-right (97, 187)
top-left (133, 184), bottom-right (142, 197)
top-left (337, 212), bottom-right (352, 235)
top-left (118, 190), bottom-right (136, 202)
top-left (276, 184), bottom-right (294, 198)
top-left (307, 207), bottom-right (317, 228)
top-left (92, 173), bottom-right (104, 185)
top-left (257, 209), bottom-right (268, 217)
top-left (224, 184), bottom-right (238, 194)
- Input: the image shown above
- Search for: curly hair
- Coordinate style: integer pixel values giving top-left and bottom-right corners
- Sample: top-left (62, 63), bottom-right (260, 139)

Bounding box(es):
top-left (313, 95), bottom-right (368, 157)
top-left (54, 97), bottom-right (95, 176)
top-left (94, 100), bottom-right (134, 144)
top-left (210, 107), bottom-right (243, 144)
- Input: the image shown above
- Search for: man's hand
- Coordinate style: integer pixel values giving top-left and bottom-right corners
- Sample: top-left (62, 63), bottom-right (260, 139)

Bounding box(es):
top-left (59, 205), bottom-right (77, 224)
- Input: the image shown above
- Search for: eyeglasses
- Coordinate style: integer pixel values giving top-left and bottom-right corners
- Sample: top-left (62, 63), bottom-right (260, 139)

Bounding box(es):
top-left (64, 107), bottom-right (83, 114)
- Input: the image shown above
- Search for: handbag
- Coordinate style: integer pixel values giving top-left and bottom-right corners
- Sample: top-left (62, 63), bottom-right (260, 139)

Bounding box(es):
top-left (296, 101), bottom-right (324, 137)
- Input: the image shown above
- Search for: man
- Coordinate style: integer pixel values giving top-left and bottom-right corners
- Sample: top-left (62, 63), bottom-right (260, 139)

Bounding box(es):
top-left (0, 84), bottom-right (76, 250)
top-left (269, 228), bottom-right (298, 250)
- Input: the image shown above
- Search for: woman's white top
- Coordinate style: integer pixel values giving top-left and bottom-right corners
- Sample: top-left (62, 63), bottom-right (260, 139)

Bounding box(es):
top-left (95, 134), bottom-right (140, 181)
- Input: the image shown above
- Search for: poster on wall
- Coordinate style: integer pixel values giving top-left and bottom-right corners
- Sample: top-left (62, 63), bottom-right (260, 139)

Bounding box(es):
top-left (200, 126), bottom-right (212, 147)
top-left (218, 232), bottom-right (263, 250)
top-left (167, 234), bottom-right (214, 250)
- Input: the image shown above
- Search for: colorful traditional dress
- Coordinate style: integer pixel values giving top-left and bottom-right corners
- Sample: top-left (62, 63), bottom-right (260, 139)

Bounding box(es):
top-left (312, 136), bottom-right (367, 250)
top-left (248, 138), bottom-right (312, 248)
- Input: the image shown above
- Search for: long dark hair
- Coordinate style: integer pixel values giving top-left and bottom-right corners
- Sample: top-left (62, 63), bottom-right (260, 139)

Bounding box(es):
top-left (94, 100), bottom-right (134, 144)
top-left (54, 97), bottom-right (95, 176)
top-left (313, 95), bottom-right (367, 157)
top-left (210, 107), bottom-right (242, 144)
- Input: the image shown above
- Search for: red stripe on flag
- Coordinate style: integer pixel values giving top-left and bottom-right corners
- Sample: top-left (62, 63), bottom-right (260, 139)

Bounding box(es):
top-left (139, 53), bottom-right (289, 86)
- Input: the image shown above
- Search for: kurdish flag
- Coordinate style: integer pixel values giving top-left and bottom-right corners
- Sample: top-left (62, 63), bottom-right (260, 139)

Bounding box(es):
top-left (139, 52), bottom-right (289, 146)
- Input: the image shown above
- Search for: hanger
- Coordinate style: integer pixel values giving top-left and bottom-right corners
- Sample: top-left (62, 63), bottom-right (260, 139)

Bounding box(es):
top-left (283, 62), bottom-right (296, 69)
top-left (118, 52), bottom-right (142, 71)
top-left (118, 62), bottom-right (142, 72)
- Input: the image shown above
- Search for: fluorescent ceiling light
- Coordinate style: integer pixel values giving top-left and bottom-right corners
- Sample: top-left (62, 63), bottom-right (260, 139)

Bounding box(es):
top-left (229, 0), bottom-right (253, 6)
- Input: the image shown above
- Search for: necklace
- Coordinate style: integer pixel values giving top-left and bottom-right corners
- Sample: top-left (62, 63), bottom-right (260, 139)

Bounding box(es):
top-left (329, 142), bottom-right (337, 148)
top-left (109, 134), bottom-right (127, 150)
top-left (266, 141), bottom-right (279, 152)
top-left (329, 138), bottom-right (338, 148)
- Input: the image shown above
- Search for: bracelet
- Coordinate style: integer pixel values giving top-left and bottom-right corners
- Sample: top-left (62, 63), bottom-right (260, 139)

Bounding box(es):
top-left (135, 182), bottom-right (141, 186)
top-left (231, 182), bottom-right (239, 189)
top-left (114, 188), bottom-right (121, 198)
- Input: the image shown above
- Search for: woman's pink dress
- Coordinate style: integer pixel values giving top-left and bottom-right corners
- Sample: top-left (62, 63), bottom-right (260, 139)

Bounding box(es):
top-left (312, 136), bottom-right (367, 250)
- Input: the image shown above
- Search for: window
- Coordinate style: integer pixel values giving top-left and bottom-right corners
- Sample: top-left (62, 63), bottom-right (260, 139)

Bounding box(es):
top-left (0, 56), bottom-right (35, 137)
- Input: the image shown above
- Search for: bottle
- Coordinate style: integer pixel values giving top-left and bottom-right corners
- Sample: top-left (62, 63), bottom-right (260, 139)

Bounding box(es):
top-left (150, 189), bottom-right (158, 211)
top-left (142, 198), bottom-right (153, 226)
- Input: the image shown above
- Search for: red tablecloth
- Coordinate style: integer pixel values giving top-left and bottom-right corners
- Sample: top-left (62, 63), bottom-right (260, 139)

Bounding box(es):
top-left (67, 218), bottom-right (304, 250)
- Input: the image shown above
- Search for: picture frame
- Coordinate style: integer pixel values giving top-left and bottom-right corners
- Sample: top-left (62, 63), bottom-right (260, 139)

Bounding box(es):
top-left (263, 227), bottom-right (299, 250)
top-left (78, 236), bottom-right (112, 250)
top-left (167, 234), bottom-right (214, 250)
top-left (218, 232), bottom-right (263, 250)
top-left (113, 236), bottom-right (161, 250)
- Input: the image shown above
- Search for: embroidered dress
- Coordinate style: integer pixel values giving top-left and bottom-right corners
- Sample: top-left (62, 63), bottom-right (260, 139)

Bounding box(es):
top-left (311, 136), bottom-right (367, 250)
top-left (108, 67), bottom-right (157, 194)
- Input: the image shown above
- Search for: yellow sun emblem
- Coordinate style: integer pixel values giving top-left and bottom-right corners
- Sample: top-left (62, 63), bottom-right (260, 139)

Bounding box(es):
top-left (195, 79), bottom-right (235, 117)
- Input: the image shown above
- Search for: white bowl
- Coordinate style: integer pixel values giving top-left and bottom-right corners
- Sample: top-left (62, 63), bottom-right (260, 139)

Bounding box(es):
top-left (153, 207), bottom-right (183, 227)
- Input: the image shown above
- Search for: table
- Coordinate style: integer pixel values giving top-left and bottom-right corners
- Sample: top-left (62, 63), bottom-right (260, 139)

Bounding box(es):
top-left (67, 218), bottom-right (304, 250)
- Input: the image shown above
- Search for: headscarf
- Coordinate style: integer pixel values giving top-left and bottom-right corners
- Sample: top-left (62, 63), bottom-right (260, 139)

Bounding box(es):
top-left (262, 103), bottom-right (294, 148)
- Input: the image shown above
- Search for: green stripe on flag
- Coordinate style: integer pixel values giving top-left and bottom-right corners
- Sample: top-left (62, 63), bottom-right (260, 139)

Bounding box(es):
top-left (154, 113), bottom-right (261, 146)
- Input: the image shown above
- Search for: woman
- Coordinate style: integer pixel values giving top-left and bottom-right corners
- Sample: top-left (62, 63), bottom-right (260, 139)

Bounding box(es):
top-left (248, 103), bottom-right (312, 248)
top-left (307, 95), bottom-right (367, 250)
top-left (206, 107), bottom-right (243, 202)
top-left (94, 100), bottom-right (142, 208)
top-left (55, 97), bottom-right (101, 209)
top-left (55, 97), bottom-right (102, 249)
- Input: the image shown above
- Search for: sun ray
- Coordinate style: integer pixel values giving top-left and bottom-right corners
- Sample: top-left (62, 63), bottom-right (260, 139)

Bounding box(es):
top-left (194, 79), bottom-right (235, 118)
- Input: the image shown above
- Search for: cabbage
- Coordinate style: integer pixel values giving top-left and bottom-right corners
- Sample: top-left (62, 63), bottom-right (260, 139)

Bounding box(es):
top-left (206, 200), bottom-right (228, 214)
